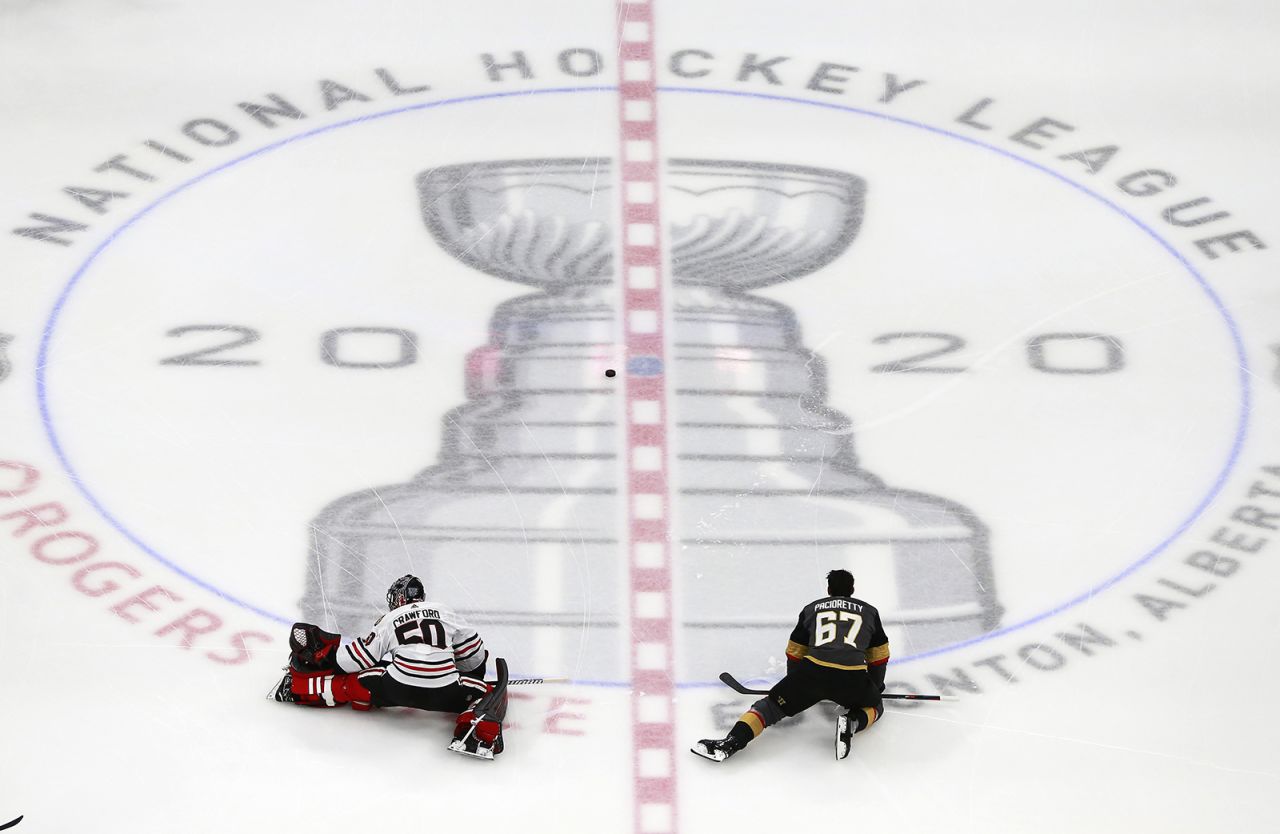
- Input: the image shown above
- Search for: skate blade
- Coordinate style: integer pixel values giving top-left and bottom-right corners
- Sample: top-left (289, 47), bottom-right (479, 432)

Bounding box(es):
top-left (835, 716), bottom-right (851, 761)
top-left (690, 745), bottom-right (727, 763)
top-left (265, 674), bottom-right (291, 702)
top-left (447, 740), bottom-right (495, 761)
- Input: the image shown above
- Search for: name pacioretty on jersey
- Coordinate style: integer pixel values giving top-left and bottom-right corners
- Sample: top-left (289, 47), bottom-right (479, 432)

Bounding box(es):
top-left (813, 599), bottom-right (864, 612)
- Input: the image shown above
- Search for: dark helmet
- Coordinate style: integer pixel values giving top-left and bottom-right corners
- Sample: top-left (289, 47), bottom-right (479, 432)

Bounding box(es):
top-left (386, 574), bottom-right (426, 610)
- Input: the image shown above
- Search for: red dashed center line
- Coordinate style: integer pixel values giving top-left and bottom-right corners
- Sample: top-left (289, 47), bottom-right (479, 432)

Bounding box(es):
top-left (616, 1), bottom-right (678, 833)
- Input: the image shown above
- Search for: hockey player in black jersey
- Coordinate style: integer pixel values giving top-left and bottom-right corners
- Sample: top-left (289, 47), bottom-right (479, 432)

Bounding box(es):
top-left (692, 569), bottom-right (890, 762)
top-left (268, 574), bottom-right (510, 760)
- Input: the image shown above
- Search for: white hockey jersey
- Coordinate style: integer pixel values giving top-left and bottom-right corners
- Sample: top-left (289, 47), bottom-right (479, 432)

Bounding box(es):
top-left (335, 601), bottom-right (486, 689)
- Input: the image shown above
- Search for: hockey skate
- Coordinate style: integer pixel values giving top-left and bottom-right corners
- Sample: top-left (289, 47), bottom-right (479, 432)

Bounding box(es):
top-left (691, 735), bottom-right (745, 763)
top-left (836, 711), bottom-right (854, 760)
top-left (266, 669), bottom-right (298, 703)
top-left (447, 723), bottom-right (504, 760)
top-left (447, 657), bottom-right (508, 761)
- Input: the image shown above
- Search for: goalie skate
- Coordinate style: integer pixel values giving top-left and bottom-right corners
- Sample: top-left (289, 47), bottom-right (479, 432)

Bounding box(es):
top-left (266, 669), bottom-right (297, 703)
top-left (447, 727), bottom-right (502, 761)
top-left (447, 656), bottom-right (508, 761)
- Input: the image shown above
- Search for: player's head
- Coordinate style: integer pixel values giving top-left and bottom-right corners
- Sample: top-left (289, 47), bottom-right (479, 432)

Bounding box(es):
top-left (827, 569), bottom-right (854, 597)
top-left (386, 574), bottom-right (426, 610)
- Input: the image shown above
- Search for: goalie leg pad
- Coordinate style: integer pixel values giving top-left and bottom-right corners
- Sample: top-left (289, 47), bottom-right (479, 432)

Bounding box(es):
top-left (290, 670), bottom-right (374, 710)
top-left (453, 709), bottom-right (502, 745)
top-left (448, 658), bottom-right (508, 759)
top-left (453, 657), bottom-right (508, 740)
top-left (335, 673), bottom-right (374, 711)
top-left (471, 657), bottom-right (509, 720)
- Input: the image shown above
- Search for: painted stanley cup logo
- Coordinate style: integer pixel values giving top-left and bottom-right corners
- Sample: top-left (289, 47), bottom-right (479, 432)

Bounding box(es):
top-left (304, 158), bottom-right (1001, 677)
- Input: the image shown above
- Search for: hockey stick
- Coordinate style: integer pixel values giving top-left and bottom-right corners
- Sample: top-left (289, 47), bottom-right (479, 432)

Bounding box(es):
top-left (718, 672), bottom-right (956, 702)
top-left (502, 676), bottom-right (569, 686)
top-left (268, 672), bottom-right (566, 699)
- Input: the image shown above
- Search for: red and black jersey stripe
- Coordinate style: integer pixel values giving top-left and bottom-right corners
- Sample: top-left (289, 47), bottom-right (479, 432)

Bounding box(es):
top-left (453, 633), bottom-right (484, 663)
top-left (346, 640), bottom-right (378, 669)
top-left (391, 656), bottom-right (457, 680)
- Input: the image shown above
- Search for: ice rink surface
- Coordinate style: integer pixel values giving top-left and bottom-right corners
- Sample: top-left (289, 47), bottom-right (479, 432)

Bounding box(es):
top-left (2, 1), bottom-right (1279, 831)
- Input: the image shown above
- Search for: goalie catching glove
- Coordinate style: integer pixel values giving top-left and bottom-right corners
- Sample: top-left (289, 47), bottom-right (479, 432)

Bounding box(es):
top-left (267, 622), bottom-right (374, 710)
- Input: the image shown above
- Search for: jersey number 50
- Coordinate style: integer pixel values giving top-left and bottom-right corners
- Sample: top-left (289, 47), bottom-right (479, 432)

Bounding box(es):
top-left (815, 611), bottom-right (863, 647)
top-left (394, 619), bottom-right (447, 649)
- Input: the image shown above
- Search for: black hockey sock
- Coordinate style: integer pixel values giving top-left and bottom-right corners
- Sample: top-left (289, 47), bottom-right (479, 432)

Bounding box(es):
top-left (728, 721), bottom-right (755, 747)
top-left (850, 704), bottom-right (883, 733)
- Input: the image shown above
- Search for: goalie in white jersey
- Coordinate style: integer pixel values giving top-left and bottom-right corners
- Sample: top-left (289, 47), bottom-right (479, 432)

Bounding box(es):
top-left (269, 574), bottom-right (509, 759)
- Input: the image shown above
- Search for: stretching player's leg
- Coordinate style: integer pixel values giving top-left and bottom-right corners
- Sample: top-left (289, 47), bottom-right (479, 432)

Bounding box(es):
top-left (450, 658), bottom-right (509, 760)
top-left (692, 674), bottom-right (819, 762)
top-left (835, 669), bottom-right (884, 759)
top-left (269, 623), bottom-right (376, 710)
top-left (835, 703), bottom-right (883, 757)
top-left (290, 667), bottom-right (377, 710)
top-left (357, 664), bottom-right (507, 757)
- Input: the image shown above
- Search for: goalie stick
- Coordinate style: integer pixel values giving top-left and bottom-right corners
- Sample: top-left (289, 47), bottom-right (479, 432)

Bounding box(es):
top-left (266, 673), bottom-right (566, 701)
top-left (718, 672), bottom-right (956, 701)
top-left (503, 676), bottom-right (569, 686)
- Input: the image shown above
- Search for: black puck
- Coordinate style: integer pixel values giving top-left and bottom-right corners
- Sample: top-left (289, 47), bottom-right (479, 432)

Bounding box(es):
top-left (605, 369), bottom-right (617, 378)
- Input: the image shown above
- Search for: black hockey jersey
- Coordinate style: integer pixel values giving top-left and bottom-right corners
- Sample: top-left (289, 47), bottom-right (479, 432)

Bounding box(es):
top-left (786, 595), bottom-right (890, 671)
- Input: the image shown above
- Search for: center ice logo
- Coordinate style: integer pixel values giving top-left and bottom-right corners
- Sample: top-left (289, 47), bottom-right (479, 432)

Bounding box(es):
top-left (304, 158), bottom-right (1000, 680)
top-left (24, 79), bottom-right (1251, 687)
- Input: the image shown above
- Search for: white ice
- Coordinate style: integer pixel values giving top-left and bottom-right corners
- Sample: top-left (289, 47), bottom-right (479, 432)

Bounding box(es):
top-left (2, 2), bottom-right (1279, 833)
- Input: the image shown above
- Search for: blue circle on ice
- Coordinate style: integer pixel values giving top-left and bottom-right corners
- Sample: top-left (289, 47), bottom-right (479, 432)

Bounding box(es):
top-left (36, 85), bottom-right (1251, 684)
top-left (627, 356), bottom-right (665, 376)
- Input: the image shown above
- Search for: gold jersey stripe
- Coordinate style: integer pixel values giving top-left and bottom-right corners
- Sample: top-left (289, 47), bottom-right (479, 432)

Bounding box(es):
top-left (785, 640), bottom-right (809, 659)
top-left (866, 643), bottom-right (890, 663)
top-left (803, 656), bottom-right (867, 671)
